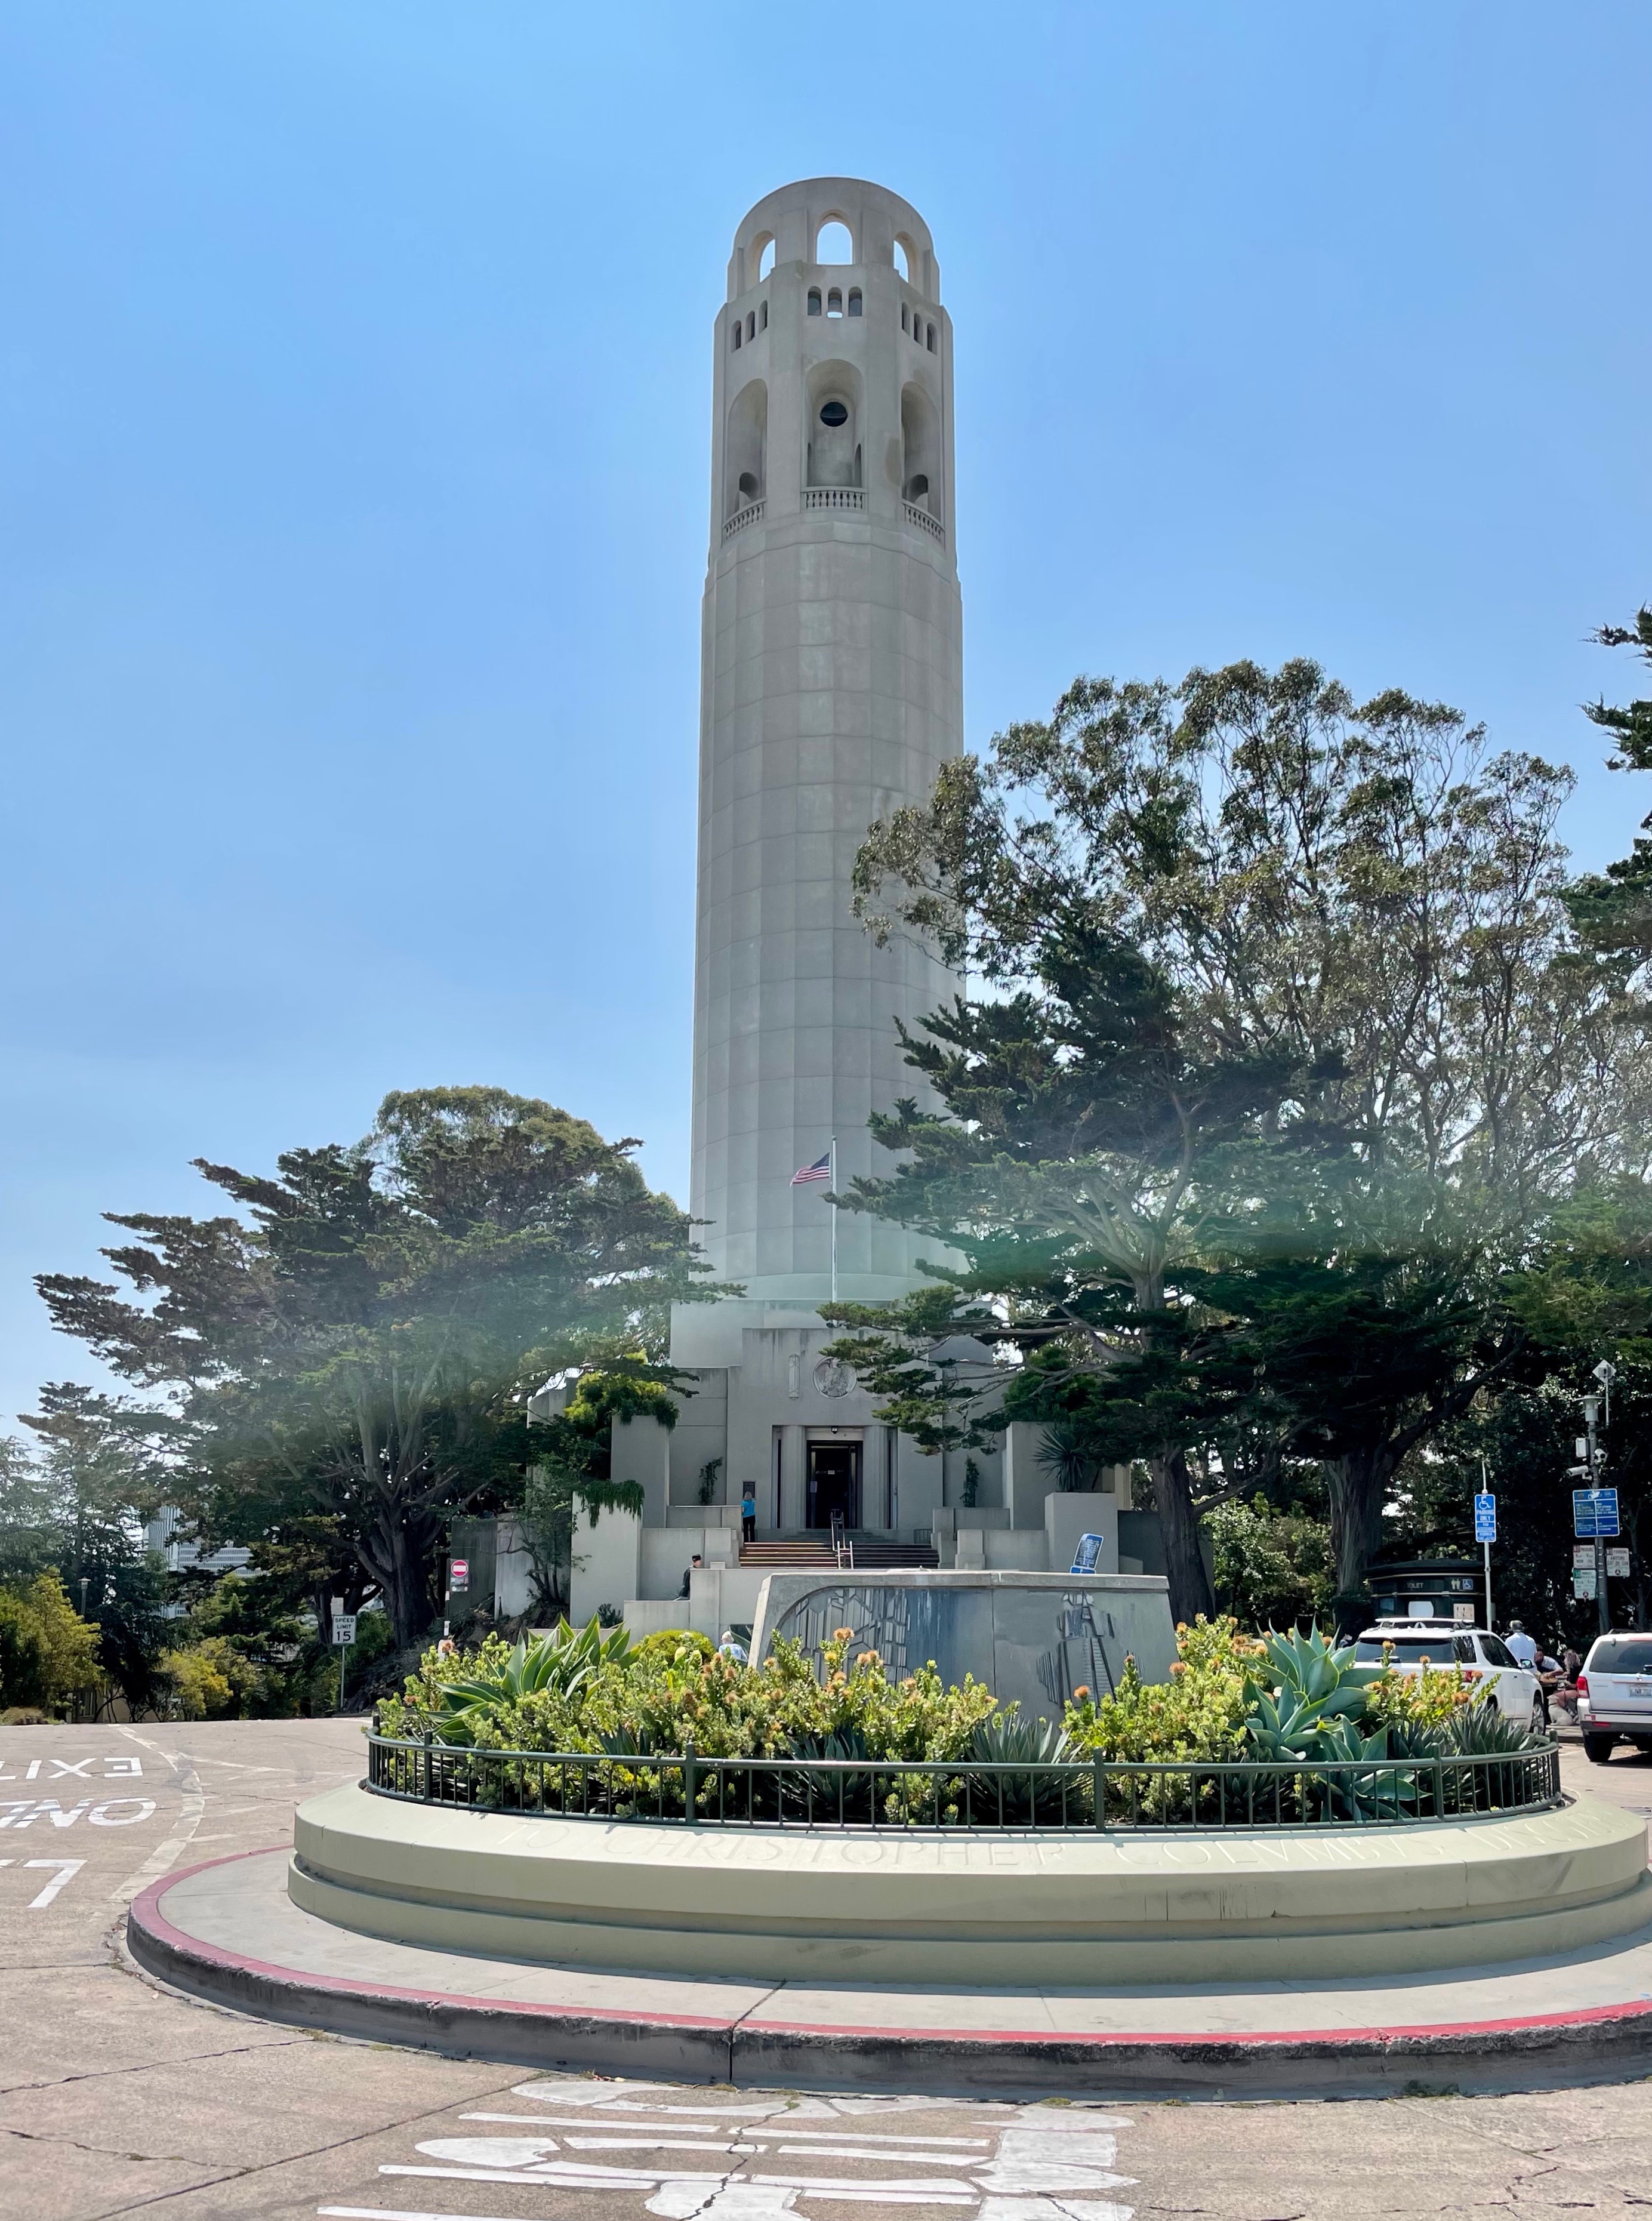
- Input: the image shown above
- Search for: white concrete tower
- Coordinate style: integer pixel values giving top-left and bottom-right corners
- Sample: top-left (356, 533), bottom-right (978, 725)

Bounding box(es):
top-left (691, 178), bottom-right (963, 1303)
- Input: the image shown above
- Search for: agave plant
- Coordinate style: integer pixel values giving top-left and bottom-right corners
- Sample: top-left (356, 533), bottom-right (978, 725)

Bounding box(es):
top-left (430, 1617), bottom-right (637, 1743)
top-left (1243, 1627), bottom-right (1380, 1763)
top-left (966, 1711), bottom-right (1076, 1823)
top-left (1439, 1698), bottom-right (1546, 1757)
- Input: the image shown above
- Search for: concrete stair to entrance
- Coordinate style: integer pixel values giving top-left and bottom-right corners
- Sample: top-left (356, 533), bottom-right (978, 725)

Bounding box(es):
top-left (738, 1535), bottom-right (941, 1571)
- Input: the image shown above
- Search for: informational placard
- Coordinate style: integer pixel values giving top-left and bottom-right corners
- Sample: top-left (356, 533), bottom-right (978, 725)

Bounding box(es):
top-left (1574, 1543), bottom-right (1595, 1566)
top-left (1573, 1488), bottom-right (1620, 1538)
top-left (1453, 1602), bottom-right (1475, 1624)
top-left (1473, 1491), bottom-right (1496, 1542)
top-left (448, 1557), bottom-right (470, 1592)
top-left (330, 1612), bottom-right (357, 1647)
top-left (1574, 1567), bottom-right (1598, 1600)
top-left (1607, 1547), bottom-right (1631, 1579)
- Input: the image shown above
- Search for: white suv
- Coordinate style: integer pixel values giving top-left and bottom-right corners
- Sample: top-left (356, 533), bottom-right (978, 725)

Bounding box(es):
top-left (1352, 1621), bottom-right (1545, 1733)
top-left (1577, 1633), bottom-right (1652, 1764)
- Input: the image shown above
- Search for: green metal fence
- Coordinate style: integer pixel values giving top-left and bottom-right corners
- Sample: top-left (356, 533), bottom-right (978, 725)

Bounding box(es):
top-left (363, 1730), bottom-right (1562, 1831)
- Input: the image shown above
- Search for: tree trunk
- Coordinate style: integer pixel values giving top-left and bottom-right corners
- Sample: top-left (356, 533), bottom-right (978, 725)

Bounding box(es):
top-left (1151, 1447), bottom-right (1215, 1627)
top-left (1324, 1446), bottom-right (1396, 1640)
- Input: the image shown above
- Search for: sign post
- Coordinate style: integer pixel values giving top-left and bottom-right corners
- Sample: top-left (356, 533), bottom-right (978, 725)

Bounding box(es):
top-left (1473, 1488), bottom-right (1496, 1627)
top-left (329, 1607), bottom-right (357, 1714)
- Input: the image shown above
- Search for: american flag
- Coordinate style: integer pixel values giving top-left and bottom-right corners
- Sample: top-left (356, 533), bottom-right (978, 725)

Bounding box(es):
top-left (790, 1150), bottom-right (832, 1185)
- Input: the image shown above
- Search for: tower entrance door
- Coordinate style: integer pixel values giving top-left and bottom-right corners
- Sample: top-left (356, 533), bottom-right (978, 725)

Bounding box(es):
top-left (806, 1439), bottom-right (861, 1531)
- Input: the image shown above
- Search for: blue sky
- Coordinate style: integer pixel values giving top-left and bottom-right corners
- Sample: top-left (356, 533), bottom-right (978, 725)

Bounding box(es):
top-left (2, 4), bottom-right (1649, 1433)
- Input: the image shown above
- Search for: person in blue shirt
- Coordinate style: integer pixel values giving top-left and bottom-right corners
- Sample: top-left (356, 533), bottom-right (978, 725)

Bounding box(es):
top-left (740, 1486), bottom-right (757, 1542)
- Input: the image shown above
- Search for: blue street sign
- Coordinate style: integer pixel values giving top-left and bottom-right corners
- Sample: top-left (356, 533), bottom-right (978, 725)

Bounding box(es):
top-left (1573, 1487), bottom-right (1620, 1539)
top-left (1474, 1491), bottom-right (1497, 1542)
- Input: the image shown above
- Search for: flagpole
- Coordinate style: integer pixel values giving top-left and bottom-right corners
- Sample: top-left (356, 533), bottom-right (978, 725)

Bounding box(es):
top-left (830, 1133), bottom-right (838, 1306)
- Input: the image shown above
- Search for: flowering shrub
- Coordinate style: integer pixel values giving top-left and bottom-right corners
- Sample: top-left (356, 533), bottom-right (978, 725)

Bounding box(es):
top-left (1062, 1616), bottom-right (1260, 1763)
top-left (378, 1612), bottom-right (1510, 1816)
top-left (380, 1621), bottom-right (997, 1769)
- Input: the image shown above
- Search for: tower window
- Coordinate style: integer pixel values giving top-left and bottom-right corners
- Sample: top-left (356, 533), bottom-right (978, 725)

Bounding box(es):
top-left (826, 287), bottom-right (843, 317)
top-left (819, 399), bottom-right (848, 427)
top-left (901, 304), bottom-right (908, 333)
top-left (747, 310), bottom-right (756, 341)
top-left (846, 288), bottom-right (862, 317)
top-left (757, 238), bottom-right (776, 281)
top-left (816, 218), bottom-right (853, 264)
top-left (759, 300), bottom-right (768, 331)
top-left (926, 322), bottom-right (937, 352)
top-left (893, 238), bottom-right (912, 281)
top-left (807, 288), bottom-right (821, 316)
top-left (738, 470), bottom-right (759, 499)
top-left (732, 322), bottom-right (741, 350)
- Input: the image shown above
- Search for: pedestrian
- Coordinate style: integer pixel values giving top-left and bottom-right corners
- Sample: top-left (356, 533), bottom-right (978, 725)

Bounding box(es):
top-left (677, 1552), bottom-right (703, 1600)
top-left (740, 1484), bottom-right (757, 1544)
top-left (1505, 1618), bottom-right (1538, 1669)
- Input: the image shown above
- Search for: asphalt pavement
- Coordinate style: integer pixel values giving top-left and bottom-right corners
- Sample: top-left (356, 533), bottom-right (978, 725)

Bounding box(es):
top-left (2, 1717), bottom-right (1649, 2221)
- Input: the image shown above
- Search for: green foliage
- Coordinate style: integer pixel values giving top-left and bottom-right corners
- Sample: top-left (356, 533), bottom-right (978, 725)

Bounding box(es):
top-left (383, 1619), bottom-right (1000, 1773)
top-left (1241, 1626), bottom-right (1382, 1764)
top-left (34, 1087), bottom-right (713, 1648)
top-left (840, 653), bottom-right (1647, 1627)
top-left (1209, 1495), bottom-right (1333, 1628)
top-left (0, 1572), bottom-right (100, 1713)
top-left (1565, 608), bottom-right (1652, 968)
top-left (400, 1619), bottom-right (642, 1746)
top-left (1062, 1616), bottom-right (1260, 1762)
top-left (563, 1369), bottom-right (679, 1433)
top-left (154, 1572), bottom-right (337, 1719)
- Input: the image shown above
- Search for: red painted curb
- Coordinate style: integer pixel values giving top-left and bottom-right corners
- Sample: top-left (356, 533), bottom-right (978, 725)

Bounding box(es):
top-left (130, 1847), bottom-right (742, 2034)
top-left (129, 1846), bottom-right (1652, 2061)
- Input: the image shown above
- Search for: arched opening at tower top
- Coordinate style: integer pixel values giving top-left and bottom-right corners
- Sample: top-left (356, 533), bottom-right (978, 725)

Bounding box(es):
top-left (757, 236), bottom-right (776, 281)
top-left (815, 218), bottom-right (853, 264)
top-left (805, 362), bottom-right (862, 489)
top-left (724, 378), bottom-right (766, 517)
top-left (901, 381), bottom-right (939, 515)
top-left (892, 236), bottom-right (912, 282)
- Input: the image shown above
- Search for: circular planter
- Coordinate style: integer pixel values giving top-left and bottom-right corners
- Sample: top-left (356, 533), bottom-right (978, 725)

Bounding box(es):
top-left (290, 1779), bottom-right (1652, 1986)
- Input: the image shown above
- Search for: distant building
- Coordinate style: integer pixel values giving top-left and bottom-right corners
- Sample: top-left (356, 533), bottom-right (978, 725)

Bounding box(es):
top-left (144, 1507), bottom-right (251, 1614)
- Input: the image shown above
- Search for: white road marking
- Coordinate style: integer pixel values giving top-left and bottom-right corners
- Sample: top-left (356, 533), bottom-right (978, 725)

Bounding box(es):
top-left (564, 2140), bottom-right (757, 2156)
top-left (463, 2114), bottom-right (742, 2130)
top-left (649, 2194), bottom-right (799, 2221)
top-left (773, 2146), bottom-right (979, 2166)
top-left (25, 1859), bottom-right (85, 1906)
top-left (109, 1729), bottom-right (206, 1903)
top-left (385, 2165), bottom-right (729, 2188)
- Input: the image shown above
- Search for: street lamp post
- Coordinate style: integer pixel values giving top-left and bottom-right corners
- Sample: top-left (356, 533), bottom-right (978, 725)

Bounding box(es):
top-left (1583, 1394), bottom-right (1608, 1637)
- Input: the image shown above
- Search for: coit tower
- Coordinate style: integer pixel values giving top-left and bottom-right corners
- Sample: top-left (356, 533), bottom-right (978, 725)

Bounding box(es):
top-left (689, 178), bottom-right (963, 1305)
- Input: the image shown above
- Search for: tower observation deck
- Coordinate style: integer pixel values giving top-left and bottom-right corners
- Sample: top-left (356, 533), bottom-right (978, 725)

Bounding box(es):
top-left (689, 178), bottom-right (963, 1303)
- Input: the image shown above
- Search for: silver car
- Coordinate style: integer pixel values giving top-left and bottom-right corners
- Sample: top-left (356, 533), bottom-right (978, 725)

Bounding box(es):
top-left (1352, 1621), bottom-right (1545, 1733)
top-left (1577, 1632), bottom-right (1652, 1764)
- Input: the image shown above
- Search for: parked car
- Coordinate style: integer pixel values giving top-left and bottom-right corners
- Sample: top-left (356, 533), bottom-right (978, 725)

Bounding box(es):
top-left (1576, 1633), bottom-right (1652, 1764)
top-left (1352, 1619), bottom-right (1545, 1733)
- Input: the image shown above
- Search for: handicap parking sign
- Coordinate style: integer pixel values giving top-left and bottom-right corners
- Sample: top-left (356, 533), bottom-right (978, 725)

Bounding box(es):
top-left (1473, 1491), bottom-right (1496, 1542)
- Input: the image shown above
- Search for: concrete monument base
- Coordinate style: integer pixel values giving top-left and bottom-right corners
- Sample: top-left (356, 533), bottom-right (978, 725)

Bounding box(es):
top-left (287, 1780), bottom-right (1650, 1986)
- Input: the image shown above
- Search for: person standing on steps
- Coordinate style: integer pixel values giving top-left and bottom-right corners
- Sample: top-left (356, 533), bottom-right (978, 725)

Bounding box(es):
top-left (741, 1484), bottom-right (757, 1544)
